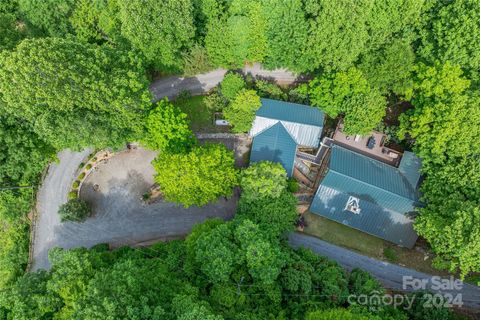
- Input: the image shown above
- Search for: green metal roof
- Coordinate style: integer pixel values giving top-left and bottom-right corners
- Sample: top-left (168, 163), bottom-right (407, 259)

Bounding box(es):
top-left (249, 122), bottom-right (297, 176)
top-left (257, 98), bottom-right (325, 127)
top-left (398, 151), bottom-right (422, 189)
top-left (310, 144), bottom-right (421, 248)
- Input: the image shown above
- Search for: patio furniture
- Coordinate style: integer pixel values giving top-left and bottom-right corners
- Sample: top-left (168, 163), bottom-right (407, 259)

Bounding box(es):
top-left (367, 136), bottom-right (376, 149)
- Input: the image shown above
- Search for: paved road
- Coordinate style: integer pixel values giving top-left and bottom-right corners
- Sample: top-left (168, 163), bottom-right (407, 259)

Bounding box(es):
top-left (289, 233), bottom-right (480, 311)
top-left (32, 149), bottom-right (92, 270)
top-left (149, 63), bottom-right (298, 101)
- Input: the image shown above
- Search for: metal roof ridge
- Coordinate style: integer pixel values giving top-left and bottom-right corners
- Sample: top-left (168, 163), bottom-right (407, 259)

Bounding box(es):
top-left (331, 144), bottom-right (420, 193)
top-left (326, 168), bottom-right (418, 204)
top-left (251, 118), bottom-right (279, 137)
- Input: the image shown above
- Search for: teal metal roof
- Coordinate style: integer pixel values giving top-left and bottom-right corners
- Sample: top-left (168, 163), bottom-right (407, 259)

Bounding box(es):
top-left (249, 122), bottom-right (297, 176)
top-left (310, 144), bottom-right (421, 248)
top-left (257, 98), bottom-right (325, 127)
top-left (398, 151), bottom-right (422, 189)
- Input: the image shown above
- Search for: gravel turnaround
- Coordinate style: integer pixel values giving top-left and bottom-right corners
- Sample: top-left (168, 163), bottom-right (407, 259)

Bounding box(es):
top-left (32, 149), bottom-right (237, 271)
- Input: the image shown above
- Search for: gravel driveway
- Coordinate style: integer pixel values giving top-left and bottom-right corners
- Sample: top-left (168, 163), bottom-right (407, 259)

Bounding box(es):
top-left (32, 148), bottom-right (238, 270)
top-left (32, 64), bottom-right (296, 271)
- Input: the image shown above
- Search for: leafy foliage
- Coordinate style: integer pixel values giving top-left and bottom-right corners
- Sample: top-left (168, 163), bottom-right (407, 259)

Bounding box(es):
top-left (142, 99), bottom-right (194, 153)
top-left (152, 144), bottom-right (238, 207)
top-left (414, 157), bottom-right (480, 278)
top-left (0, 13), bottom-right (27, 51)
top-left (419, 0), bottom-right (480, 79)
top-left (0, 37), bottom-right (151, 150)
top-left (117, 0), bottom-right (195, 70)
top-left (223, 89), bottom-right (261, 133)
top-left (305, 68), bottom-right (386, 135)
top-left (240, 161), bottom-right (287, 202)
top-left (182, 43), bottom-right (213, 77)
top-left (58, 198), bottom-right (90, 222)
top-left (219, 72), bottom-right (245, 101)
top-left (18, 0), bottom-right (75, 36)
top-left (398, 62), bottom-right (478, 169)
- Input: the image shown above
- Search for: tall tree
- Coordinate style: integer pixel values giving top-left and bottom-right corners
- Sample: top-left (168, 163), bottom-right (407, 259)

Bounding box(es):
top-left (18, 0), bottom-right (75, 36)
top-left (141, 99), bottom-right (194, 153)
top-left (0, 37), bottom-right (151, 150)
top-left (398, 62), bottom-right (479, 169)
top-left (223, 89), bottom-right (261, 133)
top-left (262, 0), bottom-right (309, 72)
top-left (152, 144), bottom-right (238, 207)
top-left (303, 0), bottom-right (371, 71)
top-left (305, 68), bottom-right (386, 135)
top-left (419, 0), bottom-right (480, 79)
top-left (117, 0), bottom-right (195, 70)
top-left (414, 157), bottom-right (480, 278)
top-left (240, 161), bottom-right (287, 202)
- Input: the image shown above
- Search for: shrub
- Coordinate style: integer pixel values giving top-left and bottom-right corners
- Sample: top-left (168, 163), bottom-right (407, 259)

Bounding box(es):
top-left (383, 247), bottom-right (398, 262)
top-left (85, 164), bottom-right (92, 170)
top-left (204, 90), bottom-right (228, 112)
top-left (220, 73), bottom-right (246, 100)
top-left (72, 180), bottom-right (80, 189)
top-left (78, 162), bottom-right (85, 169)
top-left (255, 80), bottom-right (287, 100)
top-left (182, 44), bottom-right (213, 77)
top-left (287, 178), bottom-right (299, 193)
top-left (58, 198), bottom-right (90, 222)
top-left (68, 191), bottom-right (78, 200)
top-left (78, 172), bottom-right (86, 180)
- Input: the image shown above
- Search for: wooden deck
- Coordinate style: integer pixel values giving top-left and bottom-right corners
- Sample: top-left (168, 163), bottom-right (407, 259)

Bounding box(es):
top-left (333, 124), bottom-right (401, 167)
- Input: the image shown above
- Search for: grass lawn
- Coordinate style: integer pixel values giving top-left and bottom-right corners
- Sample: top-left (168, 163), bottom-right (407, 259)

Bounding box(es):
top-left (174, 95), bottom-right (229, 133)
top-left (302, 211), bottom-right (451, 276)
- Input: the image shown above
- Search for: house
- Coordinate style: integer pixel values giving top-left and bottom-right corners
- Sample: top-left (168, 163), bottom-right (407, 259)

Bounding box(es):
top-left (309, 144), bottom-right (422, 248)
top-left (249, 99), bottom-right (325, 176)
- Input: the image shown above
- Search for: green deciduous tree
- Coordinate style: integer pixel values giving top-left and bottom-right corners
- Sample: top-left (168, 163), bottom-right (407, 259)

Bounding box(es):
top-left (419, 0), bottom-right (480, 79)
top-left (223, 89), bottom-right (261, 133)
top-left (220, 73), bottom-right (245, 101)
top-left (194, 223), bottom-right (237, 283)
top-left (398, 62), bottom-right (480, 169)
top-left (306, 68), bottom-right (386, 135)
top-left (0, 114), bottom-right (55, 185)
top-left (359, 40), bottom-right (415, 95)
top-left (306, 309), bottom-right (380, 320)
top-left (73, 259), bottom-right (183, 319)
top-left (0, 13), bottom-right (26, 51)
top-left (240, 161), bottom-right (287, 202)
top-left (0, 37), bottom-right (151, 150)
top-left (204, 0), bottom-right (267, 68)
top-left (18, 0), bottom-right (75, 36)
top-left (152, 144), bottom-right (238, 207)
top-left (262, 0), bottom-right (308, 72)
top-left (117, 0), bottom-right (195, 70)
top-left (414, 158), bottom-right (480, 278)
top-left (303, 0), bottom-right (370, 71)
top-left (142, 99), bottom-right (194, 153)
top-left (58, 198), bottom-right (90, 222)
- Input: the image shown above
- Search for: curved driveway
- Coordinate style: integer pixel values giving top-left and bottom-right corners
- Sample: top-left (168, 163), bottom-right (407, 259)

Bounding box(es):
top-left (32, 65), bottom-right (299, 271)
